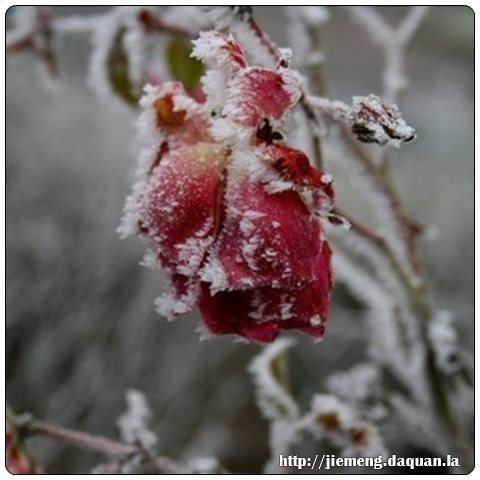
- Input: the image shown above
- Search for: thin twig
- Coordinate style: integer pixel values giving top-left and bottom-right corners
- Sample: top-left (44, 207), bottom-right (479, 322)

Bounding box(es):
top-left (12, 413), bottom-right (192, 474)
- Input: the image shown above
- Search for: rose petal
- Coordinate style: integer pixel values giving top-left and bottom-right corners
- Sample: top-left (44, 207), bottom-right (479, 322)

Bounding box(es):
top-left (147, 82), bottom-right (213, 150)
top-left (198, 241), bottom-right (332, 342)
top-left (224, 67), bottom-right (300, 129)
top-left (138, 142), bottom-right (229, 277)
top-left (205, 177), bottom-right (322, 290)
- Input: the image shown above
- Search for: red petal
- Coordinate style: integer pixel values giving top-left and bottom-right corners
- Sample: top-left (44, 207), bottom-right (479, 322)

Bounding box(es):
top-left (138, 143), bottom-right (229, 277)
top-left (265, 144), bottom-right (324, 188)
top-left (228, 68), bottom-right (299, 128)
top-left (149, 82), bottom-right (213, 150)
top-left (198, 241), bottom-right (332, 342)
top-left (208, 177), bottom-right (322, 289)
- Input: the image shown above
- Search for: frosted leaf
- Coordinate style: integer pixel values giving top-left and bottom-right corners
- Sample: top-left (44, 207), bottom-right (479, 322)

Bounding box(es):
top-left (88, 7), bottom-right (150, 104)
top-left (249, 337), bottom-right (300, 420)
top-left (117, 390), bottom-right (158, 452)
top-left (429, 310), bottom-right (461, 375)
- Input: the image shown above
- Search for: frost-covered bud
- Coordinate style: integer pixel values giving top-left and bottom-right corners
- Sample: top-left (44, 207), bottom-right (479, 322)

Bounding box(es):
top-left (120, 31), bottom-right (335, 342)
top-left (349, 94), bottom-right (416, 147)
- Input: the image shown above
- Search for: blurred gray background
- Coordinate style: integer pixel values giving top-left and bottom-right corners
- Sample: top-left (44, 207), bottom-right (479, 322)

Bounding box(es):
top-left (6, 6), bottom-right (473, 473)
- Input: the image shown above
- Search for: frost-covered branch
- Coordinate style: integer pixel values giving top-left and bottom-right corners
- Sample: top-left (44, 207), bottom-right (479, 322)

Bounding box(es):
top-left (10, 408), bottom-right (218, 474)
top-left (6, 6), bottom-right (59, 78)
top-left (347, 7), bottom-right (430, 102)
top-left (308, 94), bottom-right (423, 283)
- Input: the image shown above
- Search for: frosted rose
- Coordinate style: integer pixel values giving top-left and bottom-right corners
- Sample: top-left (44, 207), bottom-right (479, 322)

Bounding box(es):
top-left (120, 31), bottom-right (335, 342)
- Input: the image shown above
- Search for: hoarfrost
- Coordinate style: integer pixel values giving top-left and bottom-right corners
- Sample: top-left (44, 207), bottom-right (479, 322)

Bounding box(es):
top-left (326, 364), bottom-right (387, 420)
top-left (285, 6), bottom-right (330, 70)
top-left (228, 20), bottom-right (276, 69)
top-left (154, 291), bottom-right (193, 321)
top-left (308, 93), bottom-right (416, 147)
top-left (88, 7), bottom-right (148, 103)
top-left (199, 253), bottom-right (230, 295)
top-left (300, 394), bottom-right (388, 458)
top-left (162, 6), bottom-right (210, 34)
top-left (349, 94), bottom-right (416, 147)
top-left (429, 310), bottom-right (461, 375)
top-left (175, 230), bottom-right (215, 277)
top-left (117, 389), bottom-right (157, 451)
top-left (249, 337), bottom-right (300, 421)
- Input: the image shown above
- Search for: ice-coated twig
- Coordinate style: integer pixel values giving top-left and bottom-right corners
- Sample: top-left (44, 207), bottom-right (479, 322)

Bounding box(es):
top-left (6, 6), bottom-right (59, 78)
top-left (53, 15), bottom-right (103, 35)
top-left (307, 96), bottom-right (423, 283)
top-left (347, 6), bottom-right (430, 102)
top-left (249, 337), bottom-right (300, 421)
top-left (11, 411), bottom-right (202, 474)
top-left (285, 6), bottom-right (330, 74)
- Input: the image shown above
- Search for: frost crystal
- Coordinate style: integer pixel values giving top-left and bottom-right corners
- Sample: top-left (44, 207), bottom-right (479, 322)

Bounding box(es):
top-left (429, 310), bottom-right (461, 375)
top-left (117, 389), bottom-right (157, 451)
top-left (301, 394), bottom-right (388, 457)
top-left (326, 364), bottom-right (387, 420)
top-left (249, 337), bottom-right (300, 420)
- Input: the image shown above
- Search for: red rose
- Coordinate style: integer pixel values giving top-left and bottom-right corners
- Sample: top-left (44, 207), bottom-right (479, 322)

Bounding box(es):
top-left (120, 32), bottom-right (334, 342)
